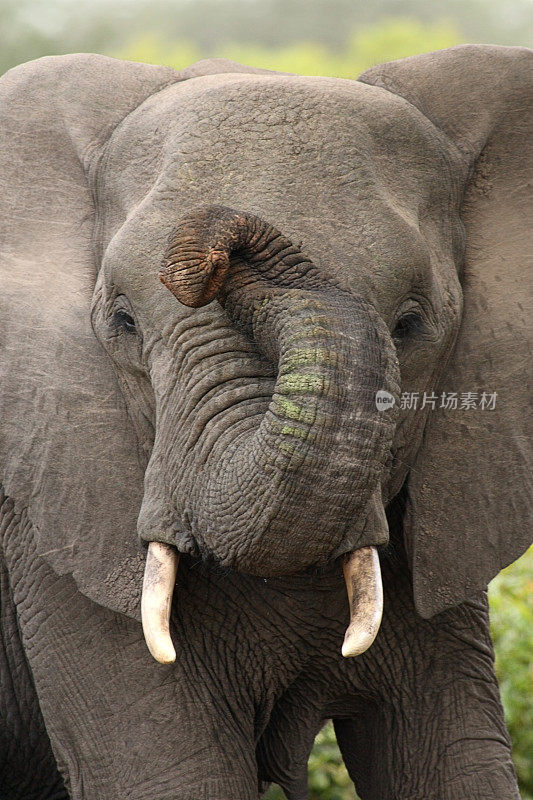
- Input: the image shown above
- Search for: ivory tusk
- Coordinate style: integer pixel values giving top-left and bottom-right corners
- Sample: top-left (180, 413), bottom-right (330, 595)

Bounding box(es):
top-left (141, 541), bottom-right (179, 664)
top-left (342, 546), bottom-right (383, 658)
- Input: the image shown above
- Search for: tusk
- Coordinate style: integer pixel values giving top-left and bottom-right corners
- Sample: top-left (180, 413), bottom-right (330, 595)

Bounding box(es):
top-left (141, 542), bottom-right (179, 664)
top-left (342, 546), bottom-right (383, 658)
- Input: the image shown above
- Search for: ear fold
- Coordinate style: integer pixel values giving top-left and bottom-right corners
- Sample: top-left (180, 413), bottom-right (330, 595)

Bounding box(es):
top-left (359, 46), bottom-right (532, 617)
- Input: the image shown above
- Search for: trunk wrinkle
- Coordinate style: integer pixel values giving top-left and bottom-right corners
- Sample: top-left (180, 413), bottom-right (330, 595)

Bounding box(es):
top-left (141, 206), bottom-right (400, 574)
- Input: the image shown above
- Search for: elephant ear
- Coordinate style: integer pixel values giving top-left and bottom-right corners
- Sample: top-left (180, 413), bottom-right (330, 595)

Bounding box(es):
top-left (0, 54), bottom-right (279, 620)
top-left (359, 45), bottom-right (532, 617)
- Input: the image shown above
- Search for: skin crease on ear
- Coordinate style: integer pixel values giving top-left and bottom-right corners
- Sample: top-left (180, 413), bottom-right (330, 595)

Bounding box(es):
top-left (0, 47), bottom-right (530, 799)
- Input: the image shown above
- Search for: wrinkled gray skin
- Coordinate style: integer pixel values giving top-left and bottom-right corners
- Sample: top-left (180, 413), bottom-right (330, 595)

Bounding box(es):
top-left (0, 46), bottom-right (531, 799)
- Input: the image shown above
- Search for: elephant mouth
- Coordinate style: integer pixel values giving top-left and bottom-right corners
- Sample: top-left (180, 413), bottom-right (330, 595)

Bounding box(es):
top-left (140, 492), bottom-right (387, 665)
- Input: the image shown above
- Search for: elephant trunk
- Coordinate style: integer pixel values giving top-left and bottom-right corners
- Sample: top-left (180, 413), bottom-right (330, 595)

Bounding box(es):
top-left (156, 206), bottom-right (399, 575)
top-left (140, 206), bottom-right (399, 664)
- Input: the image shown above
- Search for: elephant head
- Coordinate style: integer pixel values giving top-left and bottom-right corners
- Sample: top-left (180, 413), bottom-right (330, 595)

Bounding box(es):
top-left (0, 45), bottom-right (530, 677)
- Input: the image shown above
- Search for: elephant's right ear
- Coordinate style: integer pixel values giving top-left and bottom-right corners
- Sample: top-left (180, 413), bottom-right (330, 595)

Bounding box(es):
top-left (359, 45), bottom-right (532, 618)
top-left (0, 54), bottom-right (292, 620)
top-left (0, 55), bottom-right (187, 620)
top-left (0, 54), bottom-right (186, 618)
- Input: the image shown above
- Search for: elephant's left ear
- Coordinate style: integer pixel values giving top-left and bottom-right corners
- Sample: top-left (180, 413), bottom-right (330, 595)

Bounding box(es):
top-left (359, 45), bottom-right (532, 617)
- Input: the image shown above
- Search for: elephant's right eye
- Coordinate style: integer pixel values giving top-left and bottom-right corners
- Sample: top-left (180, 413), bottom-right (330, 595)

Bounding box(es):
top-left (113, 309), bottom-right (137, 333)
top-left (392, 311), bottom-right (425, 345)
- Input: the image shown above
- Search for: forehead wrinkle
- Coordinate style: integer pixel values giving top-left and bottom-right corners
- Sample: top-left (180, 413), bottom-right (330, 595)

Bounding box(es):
top-left (106, 71), bottom-right (448, 213)
top-left (163, 102), bottom-right (376, 209)
top-left (101, 72), bottom-right (457, 321)
top-left (105, 71), bottom-right (448, 236)
top-left (155, 74), bottom-right (445, 218)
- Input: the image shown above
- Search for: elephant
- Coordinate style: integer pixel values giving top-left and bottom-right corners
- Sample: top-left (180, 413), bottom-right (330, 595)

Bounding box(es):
top-left (0, 43), bottom-right (531, 800)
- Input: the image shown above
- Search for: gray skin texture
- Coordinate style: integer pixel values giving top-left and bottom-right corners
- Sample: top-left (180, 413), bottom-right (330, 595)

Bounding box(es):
top-left (0, 46), bottom-right (531, 799)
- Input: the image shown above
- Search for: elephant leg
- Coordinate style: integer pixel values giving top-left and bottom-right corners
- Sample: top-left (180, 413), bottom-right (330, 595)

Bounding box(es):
top-left (0, 554), bottom-right (68, 800)
top-left (257, 681), bottom-right (325, 800)
top-left (3, 518), bottom-right (260, 800)
top-left (335, 566), bottom-right (519, 800)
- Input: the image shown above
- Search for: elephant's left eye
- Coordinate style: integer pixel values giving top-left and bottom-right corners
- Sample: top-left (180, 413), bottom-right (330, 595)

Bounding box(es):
top-left (113, 309), bottom-right (137, 333)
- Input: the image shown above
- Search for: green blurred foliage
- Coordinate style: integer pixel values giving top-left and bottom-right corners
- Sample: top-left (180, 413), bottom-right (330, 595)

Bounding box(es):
top-left (116, 33), bottom-right (201, 71)
top-left (307, 725), bottom-right (356, 800)
top-left (118, 18), bottom-right (463, 77)
top-left (490, 545), bottom-right (533, 799)
top-left (1, 0), bottom-right (533, 76)
top-left (265, 547), bottom-right (533, 799)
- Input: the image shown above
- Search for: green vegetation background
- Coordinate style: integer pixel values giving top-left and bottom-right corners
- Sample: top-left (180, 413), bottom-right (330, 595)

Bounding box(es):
top-left (1, 1), bottom-right (531, 795)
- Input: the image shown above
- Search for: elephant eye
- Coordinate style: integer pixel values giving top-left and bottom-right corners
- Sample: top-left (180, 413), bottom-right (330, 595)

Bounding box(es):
top-left (392, 311), bottom-right (425, 344)
top-left (113, 308), bottom-right (137, 333)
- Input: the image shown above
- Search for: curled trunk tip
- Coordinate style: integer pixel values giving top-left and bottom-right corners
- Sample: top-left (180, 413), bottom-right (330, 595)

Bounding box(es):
top-left (159, 204), bottom-right (316, 308)
top-left (159, 206), bottom-right (257, 308)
